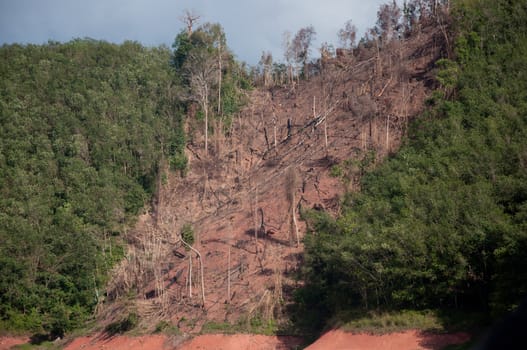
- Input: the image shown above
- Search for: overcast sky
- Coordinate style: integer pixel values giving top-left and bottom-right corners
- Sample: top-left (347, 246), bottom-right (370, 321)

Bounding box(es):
top-left (0, 0), bottom-right (390, 64)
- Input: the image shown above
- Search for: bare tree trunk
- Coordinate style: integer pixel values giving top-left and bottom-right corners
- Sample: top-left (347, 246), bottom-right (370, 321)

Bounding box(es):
top-left (254, 184), bottom-right (259, 253)
top-left (375, 37), bottom-right (382, 79)
top-left (218, 42), bottom-right (222, 116)
top-left (437, 11), bottom-right (452, 58)
top-left (188, 253), bottom-right (192, 298)
top-left (204, 96), bottom-right (209, 156)
top-left (286, 167), bottom-right (300, 246)
top-left (324, 117), bottom-right (328, 152)
top-left (181, 10), bottom-right (200, 36)
top-left (292, 192), bottom-right (299, 247)
top-left (227, 243), bottom-right (231, 303)
top-left (385, 114), bottom-right (390, 152)
top-left (181, 238), bottom-right (206, 307)
top-left (213, 118), bottom-right (223, 157)
top-left (227, 218), bottom-right (233, 303)
top-left (273, 115), bottom-right (277, 149)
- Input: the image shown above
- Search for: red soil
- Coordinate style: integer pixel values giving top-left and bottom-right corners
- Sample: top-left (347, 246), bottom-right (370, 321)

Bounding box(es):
top-left (177, 334), bottom-right (303, 350)
top-left (63, 334), bottom-right (168, 350)
top-left (1, 330), bottom-right (471, 350)
top-left (60, 333), bottom-right (302, 350)
top-left (0, 336), bottom-right (29, 350)
top-left (305, 329), bottom-right (471, 350)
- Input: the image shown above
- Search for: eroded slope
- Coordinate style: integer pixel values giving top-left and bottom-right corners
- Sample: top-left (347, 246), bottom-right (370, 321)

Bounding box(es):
top-left (101, 23), bottom-right (447, 332)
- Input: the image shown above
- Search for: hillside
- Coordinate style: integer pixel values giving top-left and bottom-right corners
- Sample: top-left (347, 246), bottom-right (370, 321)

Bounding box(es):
top-left (99, 11), bottom-right (448, 334)
top-left (2, 1), bottom-right (526, 348)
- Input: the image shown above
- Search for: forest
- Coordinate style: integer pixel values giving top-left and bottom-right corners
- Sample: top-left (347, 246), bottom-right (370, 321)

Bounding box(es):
top-left (298, 0), bottom-right (527, 330)
top-left (0, 39), bottom-right (181, 335)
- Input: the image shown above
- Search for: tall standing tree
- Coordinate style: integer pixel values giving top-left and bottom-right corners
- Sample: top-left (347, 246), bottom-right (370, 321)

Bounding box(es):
top-left (282, 31), bottom-right (295, 85)
top-left (291, 25), bottom-right (316, 77)
top-left (180, 9), bottom-right (200, 36)
top-left (338, 20), bottom-right (358, 50)
top-left (402, 0), bottom-right (419, 35)
top-left (173, 22), bottom-right (229, 156)
top-left (376, 0), bottom-right (402, 43)
top-left (184, 49), bottom-right (218, 155)
top-left (259, 51), bottom-right (273, 87)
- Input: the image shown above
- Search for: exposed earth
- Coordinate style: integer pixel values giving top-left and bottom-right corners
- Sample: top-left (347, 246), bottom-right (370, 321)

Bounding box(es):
top-left (0, 336), bottom-right (29, 350)
top-left (98, 22), bottom-right (447, 334)
top-left (1, 330), bottom-right (471, 350)
top-left (304, 330), bottom-right (471, 350)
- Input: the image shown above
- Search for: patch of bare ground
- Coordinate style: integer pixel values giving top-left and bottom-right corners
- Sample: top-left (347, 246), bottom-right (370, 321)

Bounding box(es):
top-left (305, 329), bottom-right (471, 350)
top-left (98, 19), bottom-right (447, 335)
top-left (0, 336), bottom-right (30, 350)
top-left (59, 333), bottom-right (302, 350)
top-left (37, 330), bottom-right (469, 350)
top-left (176, 334), bottom-right (303, 350)
top-left (63, 334), bottom-right (169, 350)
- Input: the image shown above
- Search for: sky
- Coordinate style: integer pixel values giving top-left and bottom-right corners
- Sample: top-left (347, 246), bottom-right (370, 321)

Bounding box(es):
top-left (0, 0), bottom-right (390, 65)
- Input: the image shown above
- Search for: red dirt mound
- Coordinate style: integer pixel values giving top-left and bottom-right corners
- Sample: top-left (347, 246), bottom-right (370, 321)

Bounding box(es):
top-left (305, 329), bottom-right (471, 350)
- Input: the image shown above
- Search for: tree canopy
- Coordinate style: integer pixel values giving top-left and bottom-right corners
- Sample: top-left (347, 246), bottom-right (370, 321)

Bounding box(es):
top-left (0, 39), bottom-right (185, 336)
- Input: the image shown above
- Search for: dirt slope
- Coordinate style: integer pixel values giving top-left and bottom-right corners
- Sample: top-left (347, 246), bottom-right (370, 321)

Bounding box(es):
top-left (99, 23), bottom-right (447, 332)
top-left (305, 330), bottom-right (471, 350)
top-left (2, 330), bottom-right (468, 350)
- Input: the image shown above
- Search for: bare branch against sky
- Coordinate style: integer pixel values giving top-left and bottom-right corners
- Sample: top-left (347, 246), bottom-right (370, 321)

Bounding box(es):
top-left (0, 0), bottom-right (391, 64)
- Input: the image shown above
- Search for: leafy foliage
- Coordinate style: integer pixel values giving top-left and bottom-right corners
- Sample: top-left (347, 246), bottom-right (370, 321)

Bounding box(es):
top-left (0, 39), bottom-right (185, 335)
top-left (299, 0), bottom-right (527, 330)
top-left (180, 223), bottom-right (195, 246)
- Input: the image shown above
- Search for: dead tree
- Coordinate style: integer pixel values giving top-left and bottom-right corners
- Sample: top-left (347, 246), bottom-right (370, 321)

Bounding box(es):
top-left (286, 167), bottom-right (300, 246)
top-left (180, 10), bottom-right (200, 36)
top-left (180, 237), bottom-right (206, 307)
top-left (259, 51), bottom-right (274, 87)
top-left (185, 50), bottom-right (218, 156)
top-left (227, 218), bottom-right (234, 304)
top-left (338, 19), bottom-right (357, 51)
top-left (253, 184), bottom-right (259, 253)
top-left (291, 25), bottom-right (316, 78)
top-left (282, 31), bottom-right (295, 85)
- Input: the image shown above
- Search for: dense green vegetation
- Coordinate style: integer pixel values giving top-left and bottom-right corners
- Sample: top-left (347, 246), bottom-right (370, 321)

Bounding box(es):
top-left (298, 0), bottom-right (527, 330)
top-left (0, 39), bottom-right (185, 336)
